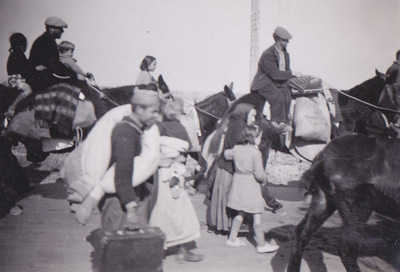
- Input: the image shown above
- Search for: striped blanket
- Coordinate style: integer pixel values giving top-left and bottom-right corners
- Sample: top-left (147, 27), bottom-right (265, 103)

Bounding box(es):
top-left (34, 83), bottom-right (80, 137)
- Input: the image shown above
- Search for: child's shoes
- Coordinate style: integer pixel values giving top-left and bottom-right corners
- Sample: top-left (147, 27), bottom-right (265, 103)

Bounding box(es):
top-left (225, 238), bottom-right (247, 247)
top-left (256, 242), bottom-right (279, 253)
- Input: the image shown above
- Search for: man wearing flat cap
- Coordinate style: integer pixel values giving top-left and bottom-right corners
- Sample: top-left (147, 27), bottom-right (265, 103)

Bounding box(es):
top-left (28, 16), bottom-right (107, 118)
top-left (28, 16), bottom-right (80, 92)
top-left (250, 26), bottom-right (294, 132)
top-left (110, 89), bottom-right (160, 228)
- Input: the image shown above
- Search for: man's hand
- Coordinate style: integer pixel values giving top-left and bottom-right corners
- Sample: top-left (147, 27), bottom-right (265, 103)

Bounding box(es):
top-left (35, 65), bottom-right (47, 71)
top-left (124, 201), bottom-right (149, 230)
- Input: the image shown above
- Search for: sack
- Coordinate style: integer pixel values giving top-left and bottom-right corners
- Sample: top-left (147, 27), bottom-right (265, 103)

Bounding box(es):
top-left (100, 226), bottom-right (165, 272)
top-left (6, 110), bottom-right (50, 140)
top-left (293, 93), bottom-right (331, 143)
top-left (72, 100), bottom-right (97, 129)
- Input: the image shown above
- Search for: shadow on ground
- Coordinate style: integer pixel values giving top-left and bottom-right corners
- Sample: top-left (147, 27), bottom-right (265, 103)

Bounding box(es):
top-left (266, 217), bottom-right (400, 272)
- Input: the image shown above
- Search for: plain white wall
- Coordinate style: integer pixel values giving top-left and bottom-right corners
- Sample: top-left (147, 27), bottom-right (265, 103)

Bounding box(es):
top-left (0, 0), bottom-right (399, 99)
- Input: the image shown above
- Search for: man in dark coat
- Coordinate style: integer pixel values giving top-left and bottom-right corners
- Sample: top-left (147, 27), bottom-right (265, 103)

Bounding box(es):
top-left (29, 16), bottom-right (107, 118)
top-left (29, 16), bottom-right (80, 92)
top-left (111, 89), bottom-right (160, 228)
top-left (385, 50), bottom-right (400, 89)
top-left (250, 26), bottom-right (294, 132)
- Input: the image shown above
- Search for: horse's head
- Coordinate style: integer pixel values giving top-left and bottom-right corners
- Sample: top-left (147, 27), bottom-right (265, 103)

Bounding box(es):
top-left (342, 70), bottom-right (386, 106)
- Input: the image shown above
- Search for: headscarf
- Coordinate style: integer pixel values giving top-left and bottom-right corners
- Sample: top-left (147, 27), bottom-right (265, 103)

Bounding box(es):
top-left (209, 103), bottom-right (255, 156)
top-left (223, 103), bottom-right (255, 150)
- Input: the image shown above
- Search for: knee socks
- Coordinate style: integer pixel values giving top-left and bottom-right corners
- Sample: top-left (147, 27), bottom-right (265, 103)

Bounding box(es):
top-left (254, 223), bottom-right (265, 246)
top-left (228, 215), bottom-right (243, 241)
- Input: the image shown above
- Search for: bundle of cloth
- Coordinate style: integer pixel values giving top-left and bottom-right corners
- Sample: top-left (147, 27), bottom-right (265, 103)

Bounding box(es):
top-left (60, 104), bottom-right (160, 224)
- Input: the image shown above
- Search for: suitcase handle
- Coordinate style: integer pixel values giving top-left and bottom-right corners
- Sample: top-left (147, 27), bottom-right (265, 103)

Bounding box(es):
top-left (116, 226), bottom-right (146, 235)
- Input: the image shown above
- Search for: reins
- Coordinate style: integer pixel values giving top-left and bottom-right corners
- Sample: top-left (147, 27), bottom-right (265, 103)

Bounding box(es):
top-left (183, 99), bottom-right (221, 120)
top-left (87, 81), bottom-right (119, 107)
top-left (323, 81), bottom-right (400, 114)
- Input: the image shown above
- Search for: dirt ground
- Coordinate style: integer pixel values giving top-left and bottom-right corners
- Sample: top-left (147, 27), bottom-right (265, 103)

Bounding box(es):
top-left (0, 146), bottom-right (398, 272)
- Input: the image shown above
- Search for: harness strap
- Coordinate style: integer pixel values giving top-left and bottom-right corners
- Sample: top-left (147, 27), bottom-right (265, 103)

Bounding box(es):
top-left (183, 99), bottom-right (221, 120)
top-left (86, 80), bottom-right (119, 107)
top-left (323, 81), bottom-right (400, 114)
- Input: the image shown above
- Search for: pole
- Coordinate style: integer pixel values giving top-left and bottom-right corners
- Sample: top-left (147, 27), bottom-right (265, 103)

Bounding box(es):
top-left (250, 0), bottom-right (260, 86)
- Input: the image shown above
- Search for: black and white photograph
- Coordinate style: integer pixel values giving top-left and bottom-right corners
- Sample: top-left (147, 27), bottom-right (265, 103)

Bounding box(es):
top-left (0, 0), bottom-right (400, 271)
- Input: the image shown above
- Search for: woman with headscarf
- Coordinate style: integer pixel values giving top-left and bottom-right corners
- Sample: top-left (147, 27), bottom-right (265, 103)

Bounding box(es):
top-left (5, 33), bottom-right (34, 117)
top-left (207, 103), bottom-right (257, 232)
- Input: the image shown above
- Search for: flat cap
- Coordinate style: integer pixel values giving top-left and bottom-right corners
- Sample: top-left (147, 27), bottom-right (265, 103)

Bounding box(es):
top-left (45, 16), bottom-right (68, 28)
top-left (274, 26), bottom-right (292, 40)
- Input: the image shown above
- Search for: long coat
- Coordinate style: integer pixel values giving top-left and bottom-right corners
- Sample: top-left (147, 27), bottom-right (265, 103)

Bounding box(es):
top-left (250, 45), bottom-right (292, 91)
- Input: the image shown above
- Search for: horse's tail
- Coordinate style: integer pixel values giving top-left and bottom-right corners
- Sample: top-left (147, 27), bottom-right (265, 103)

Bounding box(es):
top-left (299, 156), bottom-right (323, 195)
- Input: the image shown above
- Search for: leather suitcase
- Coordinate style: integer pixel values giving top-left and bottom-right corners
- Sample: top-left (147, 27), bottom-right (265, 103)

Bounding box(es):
top-left (100, 227), bottom-right (165, 272)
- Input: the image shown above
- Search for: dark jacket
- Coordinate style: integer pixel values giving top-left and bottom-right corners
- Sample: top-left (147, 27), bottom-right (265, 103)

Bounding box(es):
top-left (7, 50), bottom-right (30, 78)
top-left (251, 45), bottom-right (292, 91)
top-left (29, 32), bottom-right (77, 89)
top-left (110, 115), bottom-right (144, 205)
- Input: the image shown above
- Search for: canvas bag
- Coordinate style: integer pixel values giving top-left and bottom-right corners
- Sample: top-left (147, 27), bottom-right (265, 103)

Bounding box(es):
top-left (293, 93), bottom-right (331, 143)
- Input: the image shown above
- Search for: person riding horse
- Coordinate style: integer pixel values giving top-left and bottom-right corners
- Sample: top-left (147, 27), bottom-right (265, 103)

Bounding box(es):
top-left (28, 17), bottom-right (107, 127)
top-left (250, 26), bottom-right (295, 133)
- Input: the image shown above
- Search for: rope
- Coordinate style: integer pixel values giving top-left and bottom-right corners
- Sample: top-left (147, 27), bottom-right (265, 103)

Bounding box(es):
top-left (183, 99), bottom-right (221, 120)
top-left (86, 80), bottom-right (119, 107)
top-left (323, 81), bottom-right (400, 114)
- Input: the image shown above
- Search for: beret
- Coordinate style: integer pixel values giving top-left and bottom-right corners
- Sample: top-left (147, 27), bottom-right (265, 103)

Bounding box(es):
top-left (274, 26), bottom-right (292, 40)
top-left (45, 16), bottom-right (68, 28)
top-left (131, 89), bottom-right (160, 106)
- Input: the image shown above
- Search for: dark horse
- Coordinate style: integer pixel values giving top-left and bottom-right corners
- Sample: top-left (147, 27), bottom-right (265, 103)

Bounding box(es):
top-left (220, 70), bottom-right (389, 156)
top-left (2, 76), bottom-right (235, 163)
top-left (287, 133), bottom-right (400, 272)
top-left (102, 81), bottom-right (236, 144)
top-left (287, 72), bottom-right (400, 271)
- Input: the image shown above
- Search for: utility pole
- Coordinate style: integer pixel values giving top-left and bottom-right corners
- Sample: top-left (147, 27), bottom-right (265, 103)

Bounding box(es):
top-left (250, 0), bottom-right (260, 86)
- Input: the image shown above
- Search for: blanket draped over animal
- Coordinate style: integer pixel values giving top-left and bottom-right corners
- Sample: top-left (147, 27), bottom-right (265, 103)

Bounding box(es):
top-left (288, 133), bottom-right (400, 272)
top-left (34, 83), bottom-right (81, 137)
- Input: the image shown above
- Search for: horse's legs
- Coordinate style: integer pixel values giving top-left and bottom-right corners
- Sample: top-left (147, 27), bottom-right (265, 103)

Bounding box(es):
top-left (336, 188), bottom-right (374, 272)
top-left (287, 189), bottom-right (336, 272)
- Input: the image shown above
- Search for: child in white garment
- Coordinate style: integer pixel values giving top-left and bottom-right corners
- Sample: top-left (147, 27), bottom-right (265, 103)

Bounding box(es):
top-left (224, 125), bottom-right (279, 254)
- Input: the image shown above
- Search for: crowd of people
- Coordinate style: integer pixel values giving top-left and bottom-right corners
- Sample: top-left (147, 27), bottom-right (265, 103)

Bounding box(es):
top-left (4, 14), bottom-right (400, 267)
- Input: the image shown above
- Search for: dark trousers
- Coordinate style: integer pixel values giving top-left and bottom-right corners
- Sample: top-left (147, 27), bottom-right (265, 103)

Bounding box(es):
top-left (253, 83), bottom-right (291, 124)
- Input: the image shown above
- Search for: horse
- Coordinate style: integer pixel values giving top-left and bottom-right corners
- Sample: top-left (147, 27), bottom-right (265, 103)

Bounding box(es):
top-left (337, 69), bottom-right (388, 135)
top-left (287, 133), bottom-right (400, 272)
top-left (2, 77), bottom-right (236, 163)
